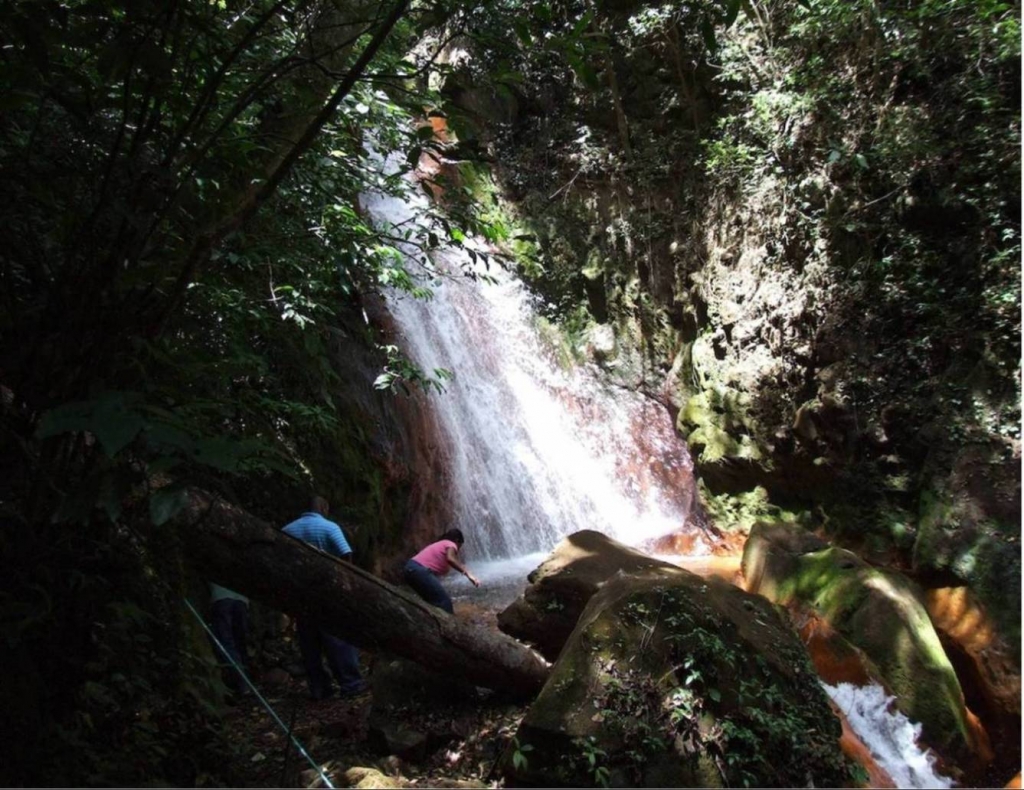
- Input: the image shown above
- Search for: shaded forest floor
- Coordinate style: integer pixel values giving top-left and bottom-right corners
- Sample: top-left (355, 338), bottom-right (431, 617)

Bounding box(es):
top-left (223, 603), bottom-right (528, 788)
top-left (223, 556), bottom-right (746, 787)
top-left (226, 676), bottom-right (525, 788)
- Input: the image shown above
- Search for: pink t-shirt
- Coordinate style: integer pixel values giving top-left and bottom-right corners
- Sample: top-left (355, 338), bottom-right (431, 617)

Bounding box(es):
top-left (412, 539), bottom-right (458, 576)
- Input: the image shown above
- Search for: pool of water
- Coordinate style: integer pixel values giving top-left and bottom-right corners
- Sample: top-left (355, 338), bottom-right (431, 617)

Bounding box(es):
top-left (446, 550), bottom-right (743, 617)
top-left (448, 552), bottom-right (547, 613)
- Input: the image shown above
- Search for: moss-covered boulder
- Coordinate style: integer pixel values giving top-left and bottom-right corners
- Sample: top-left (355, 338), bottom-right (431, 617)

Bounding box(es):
top-left (496, 530), bottom-right (678, 660)
top-left (500, 565), bottom-right (852, 788)
top-left (743, 522), bottom-right (982, 765)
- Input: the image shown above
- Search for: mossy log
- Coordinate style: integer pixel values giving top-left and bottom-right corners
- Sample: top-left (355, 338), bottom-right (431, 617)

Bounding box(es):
top-left (176, 490), bottom-right (550, 697)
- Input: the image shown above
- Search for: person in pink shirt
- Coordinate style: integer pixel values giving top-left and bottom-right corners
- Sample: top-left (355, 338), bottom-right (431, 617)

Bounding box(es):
top-left (403, 529), bottom-right (480, 614)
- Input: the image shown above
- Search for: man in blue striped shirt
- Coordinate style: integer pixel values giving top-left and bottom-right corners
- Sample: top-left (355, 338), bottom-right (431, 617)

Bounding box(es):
top-left (282, 496), bottom-right (367, 700)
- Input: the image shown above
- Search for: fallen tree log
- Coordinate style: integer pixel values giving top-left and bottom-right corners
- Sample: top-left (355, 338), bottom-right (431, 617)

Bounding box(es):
top-left (176, 491), bottom-right (550, 697)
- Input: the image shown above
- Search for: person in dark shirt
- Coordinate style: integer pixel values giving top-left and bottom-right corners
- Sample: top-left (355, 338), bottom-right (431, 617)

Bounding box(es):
top-left (209, 583), bottom-right (249, 694)
top-left (282, 496), bottom-right (367, 700)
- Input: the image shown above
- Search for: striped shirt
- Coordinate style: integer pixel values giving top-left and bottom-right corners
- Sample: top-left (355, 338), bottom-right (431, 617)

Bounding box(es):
top-left (282, 512), bottom-right (352, 558)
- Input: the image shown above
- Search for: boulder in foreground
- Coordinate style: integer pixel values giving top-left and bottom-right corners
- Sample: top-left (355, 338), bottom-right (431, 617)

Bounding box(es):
top-left (500, 557), bottom-right (852, 787)
top-left (497, 530), bottom-right (679, 660)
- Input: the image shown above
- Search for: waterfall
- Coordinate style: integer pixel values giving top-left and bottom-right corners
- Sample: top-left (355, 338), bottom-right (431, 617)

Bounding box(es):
top-left (822, 682), bottom-right (954, 789)
top-left (361, 156), bottom-right (699, 570)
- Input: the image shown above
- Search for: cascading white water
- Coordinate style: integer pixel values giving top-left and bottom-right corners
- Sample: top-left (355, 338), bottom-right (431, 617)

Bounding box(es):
top-left (822, 682), bottom-right (954, 789)
top-left (361, 154), bottom-right (700, 572)
top-left (360, 151), bottom-right (970, 786)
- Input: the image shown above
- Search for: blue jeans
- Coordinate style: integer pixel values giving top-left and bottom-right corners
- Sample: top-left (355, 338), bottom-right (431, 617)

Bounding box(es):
top-left (211, 598), bottom-right (248, 691)
top-left (404, 559), bottom-right (453, 614)
top-left (296, 619), bottom-right (363, 698)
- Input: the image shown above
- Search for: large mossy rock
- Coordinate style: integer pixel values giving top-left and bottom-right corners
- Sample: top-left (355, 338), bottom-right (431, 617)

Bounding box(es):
top-left (743, 522), bottom-right (979, 763)
top-left (497, 530), bottom-right (678, 660)
top-left (500, 564), bottom-right (851, 788)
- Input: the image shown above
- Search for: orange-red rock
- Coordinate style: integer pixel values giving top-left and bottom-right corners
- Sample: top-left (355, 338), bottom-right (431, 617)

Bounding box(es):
top-left (796, 609), bottom-right (874, 687)
top-left (925, 586), bottom-right (1021, 723)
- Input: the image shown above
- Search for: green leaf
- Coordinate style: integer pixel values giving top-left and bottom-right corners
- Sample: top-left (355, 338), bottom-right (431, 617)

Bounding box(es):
top-left (700, 17), bottom-right (718, 53)
top-left (95, 470), bottom-right (128, 523)
top-left (566, 54), bottom-right (600, 91)
top-left (144, 422), bottom-right (196, 455)
top-left (571, 10), bottom-right (594, 38)
top-left (150, 486), bottom-right (188, 527)
top-left (512, 20), bottom-right (532, 47)
top-left (38, 392), bottom-right (145, 457)
top-left (191, 436), bottom-right (253, 472)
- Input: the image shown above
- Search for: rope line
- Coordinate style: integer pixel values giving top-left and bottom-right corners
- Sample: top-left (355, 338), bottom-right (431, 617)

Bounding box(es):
top-left (183, 598), bottom-right (335, 789)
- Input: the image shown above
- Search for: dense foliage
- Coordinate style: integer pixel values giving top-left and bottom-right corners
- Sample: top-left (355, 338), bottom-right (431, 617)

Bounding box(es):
top-left (447, 0), bottom-right (1020, 547)
top-left (0, 0), bottom-right (491, 782)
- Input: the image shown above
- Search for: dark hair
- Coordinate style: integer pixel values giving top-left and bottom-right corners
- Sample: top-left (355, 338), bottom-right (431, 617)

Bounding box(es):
top-left (440, 528), bottom-right (464, 547)
top-left (309, 495), bottom-right (330, 516)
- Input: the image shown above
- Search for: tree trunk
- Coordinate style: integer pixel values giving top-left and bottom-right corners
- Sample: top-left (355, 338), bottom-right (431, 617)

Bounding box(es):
top-left (176, 490), bottom-right (551, 697)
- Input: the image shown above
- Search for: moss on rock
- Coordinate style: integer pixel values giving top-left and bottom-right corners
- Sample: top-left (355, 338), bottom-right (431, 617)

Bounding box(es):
top-left (501, 550), bottom-right (853, 787)
top-left (744, 523), bottom-right (980, 763)
top-left (699, 482), bottom-right (807, 535)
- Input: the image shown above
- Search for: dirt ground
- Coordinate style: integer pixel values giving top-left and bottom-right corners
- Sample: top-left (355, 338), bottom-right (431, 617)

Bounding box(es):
top-left (225, 616), bottom-right (528, 788)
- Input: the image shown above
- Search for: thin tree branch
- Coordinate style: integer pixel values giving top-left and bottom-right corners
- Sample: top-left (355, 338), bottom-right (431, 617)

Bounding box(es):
top-left (149, 0), bottom-right (411, 337)
top-left (163, 0), bottom-right (290, 168)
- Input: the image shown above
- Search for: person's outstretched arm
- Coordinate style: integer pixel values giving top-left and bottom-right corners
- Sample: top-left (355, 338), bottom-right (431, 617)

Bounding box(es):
top-left (445, 546), bottom-right (480, 587)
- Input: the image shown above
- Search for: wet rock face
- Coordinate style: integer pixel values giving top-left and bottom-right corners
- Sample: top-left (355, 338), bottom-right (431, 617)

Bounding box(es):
top-left (924, 586), bottom-right (1022, 779)
top-left (324, 297), bottom-right (456, 574)
top-left (496, 530), bottom-right (681, 660)
top-left (914, 437), bottom-right (1022, 662)
top-left (500, 563), bottom-right (851, 788)
top-left (742, 522), bottom-right (987, 769)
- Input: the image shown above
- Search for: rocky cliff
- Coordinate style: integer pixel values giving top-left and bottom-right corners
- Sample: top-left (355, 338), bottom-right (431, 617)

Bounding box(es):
top-left (440, 0), bottom-right (1021, 651)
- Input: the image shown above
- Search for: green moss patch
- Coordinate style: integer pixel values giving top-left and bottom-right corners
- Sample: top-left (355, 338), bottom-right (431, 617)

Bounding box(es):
top-left (744, 524), bottom-right (977, 762)
top-left (502, 567), bottom-right (853, 787)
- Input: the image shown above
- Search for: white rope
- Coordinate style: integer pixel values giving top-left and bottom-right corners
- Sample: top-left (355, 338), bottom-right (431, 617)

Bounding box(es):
top-left (184, 598), bottom-right (335, 788)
